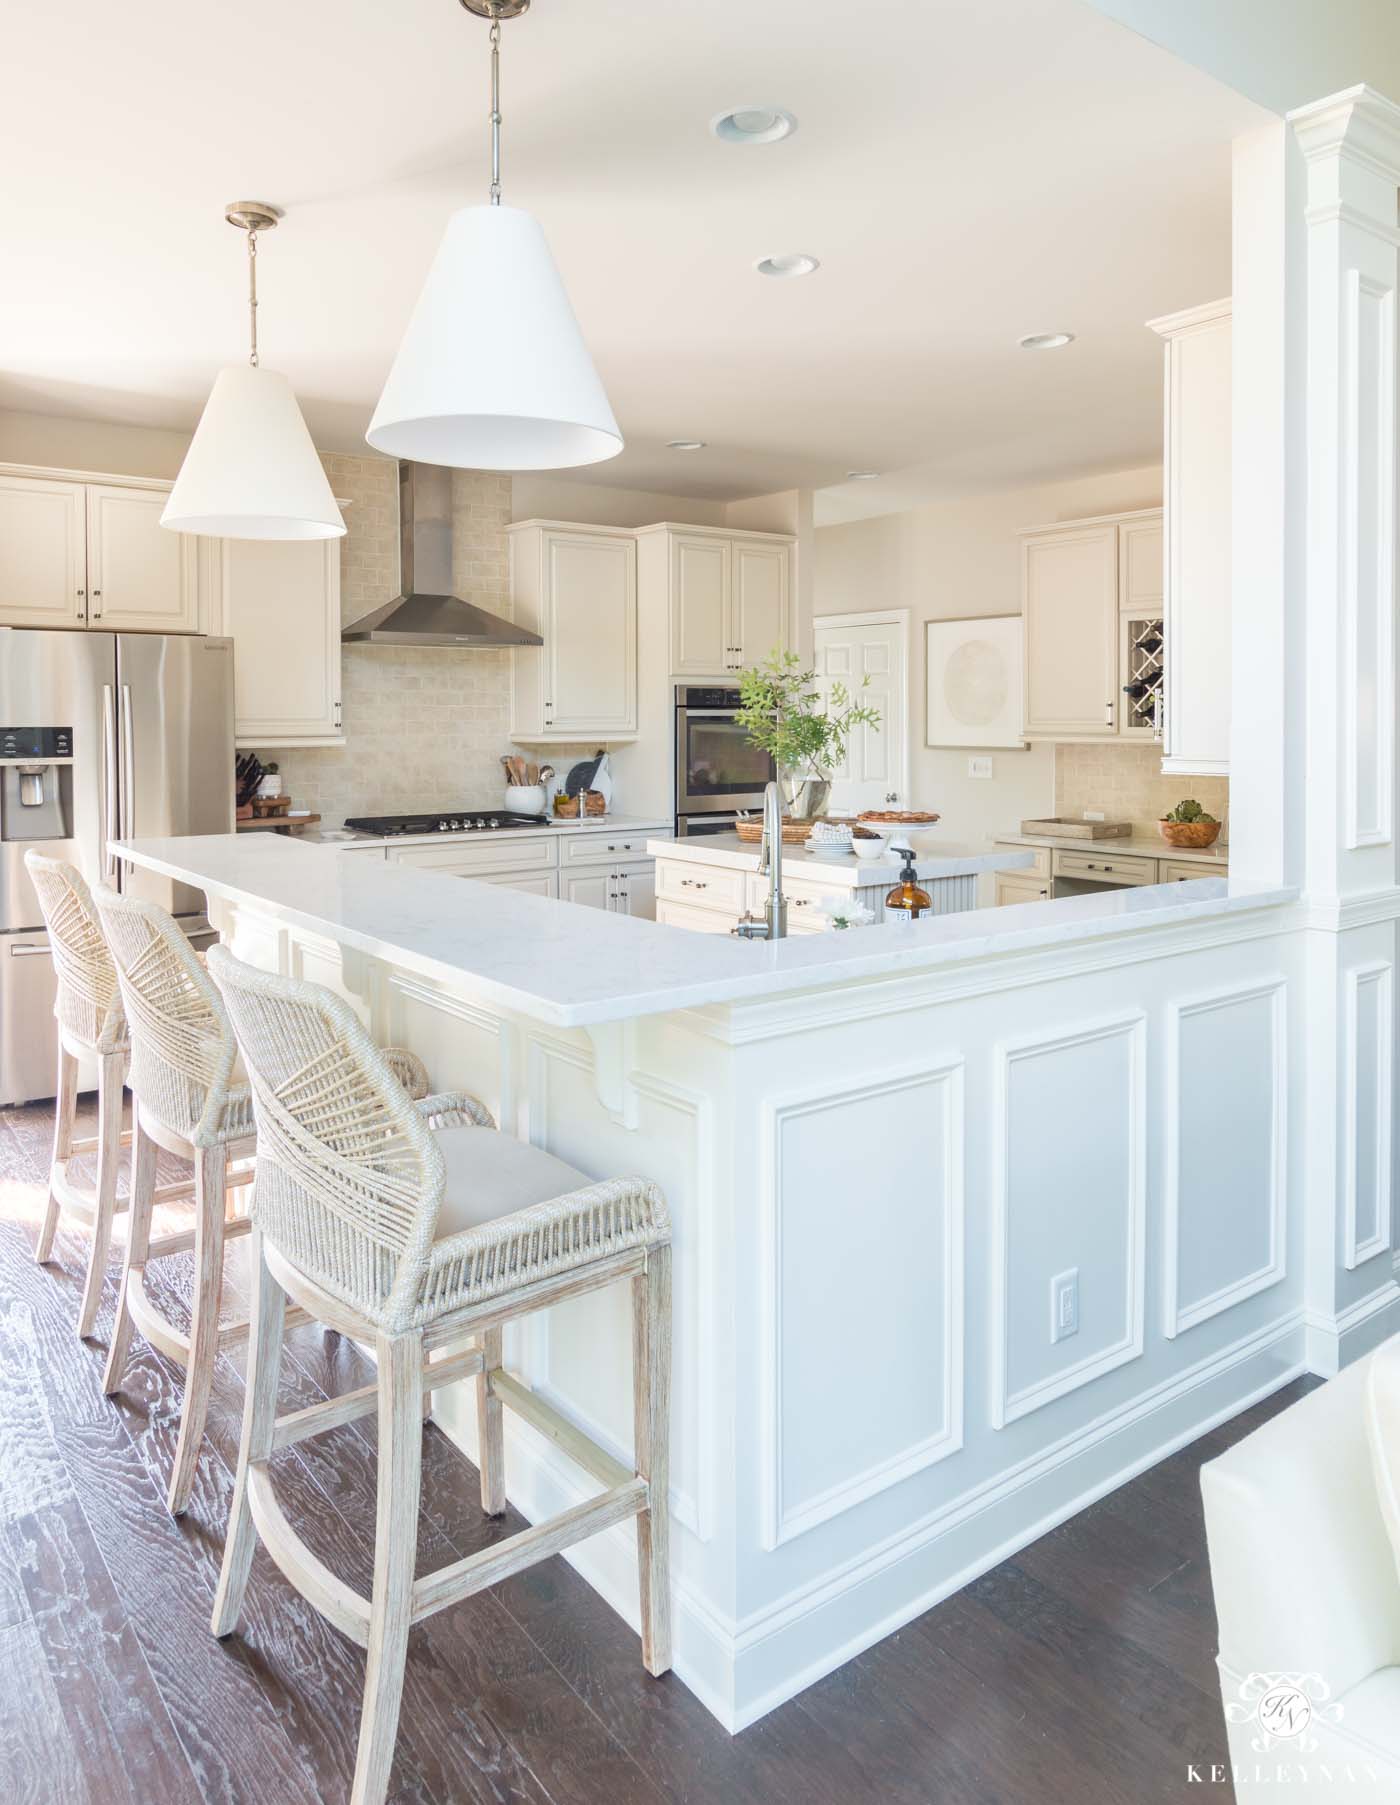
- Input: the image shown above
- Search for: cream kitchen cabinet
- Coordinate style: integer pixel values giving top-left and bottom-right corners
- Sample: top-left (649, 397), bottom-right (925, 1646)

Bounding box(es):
top-left (635, 523), bottom-right (794, 677)
top-left (1149, 299), bottom-right (1232, 776)
top-left (508, 522), bottom-right (638, 740)
top-left (0, 466), bottom-right (202, 633)
top-left (1020, 508), bottom-right (1163, 742)
top-left (994, 872), bottom-right (1052, 906)
top-left (561, 859), bottom-right (655, 917)
top-left (212, 536), bottom-right (343, 747)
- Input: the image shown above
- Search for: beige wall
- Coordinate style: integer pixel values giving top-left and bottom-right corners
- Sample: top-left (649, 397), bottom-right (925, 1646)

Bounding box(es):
top-left (814, 465), bottom-right (1164, 846)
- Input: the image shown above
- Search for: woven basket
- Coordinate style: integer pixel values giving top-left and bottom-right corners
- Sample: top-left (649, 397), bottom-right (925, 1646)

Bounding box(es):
top-left (1158, 819), bottom-right (1221, 849)
top-left (734, 817), bottom-right (816, 844)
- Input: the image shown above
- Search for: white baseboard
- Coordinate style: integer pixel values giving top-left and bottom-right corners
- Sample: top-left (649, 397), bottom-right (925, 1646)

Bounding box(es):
top-left (1304, 1280), bottom-right (1400, 1375)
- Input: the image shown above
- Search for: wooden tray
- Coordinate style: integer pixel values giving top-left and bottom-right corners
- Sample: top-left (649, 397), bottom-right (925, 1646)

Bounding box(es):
top-left (734, 817), bottom-right (816, 844)
top-left (1020, 817), bottom-right (1131, 840)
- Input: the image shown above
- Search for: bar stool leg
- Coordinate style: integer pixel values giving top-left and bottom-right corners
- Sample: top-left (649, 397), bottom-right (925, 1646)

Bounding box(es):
top-left (76, 1048), bottom-right (125, 1340)
top-left (351, 1332), bottom-right (423, 1805)
top-left (633, 1243), bottom-right (672, 1678)
top-left (167, 1142), bottom-right (228, 1517)
top-left (476, 1326), bottom-right (505, 1515)
top-left (102, 1107), bottom-right (157, 1395)
top-left (35, 1041), bottom-right (77, 1265)
top-left (212, 1228), bottom-right (285, 1639)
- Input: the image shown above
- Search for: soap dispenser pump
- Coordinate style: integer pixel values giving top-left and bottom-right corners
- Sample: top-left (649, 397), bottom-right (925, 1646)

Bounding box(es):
top-left (885, 846), bottom-right (932, 920)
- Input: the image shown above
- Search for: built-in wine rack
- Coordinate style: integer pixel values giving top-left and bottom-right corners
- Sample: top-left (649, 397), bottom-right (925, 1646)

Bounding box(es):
top-left (1122, 616), bottom-right (1164, 737)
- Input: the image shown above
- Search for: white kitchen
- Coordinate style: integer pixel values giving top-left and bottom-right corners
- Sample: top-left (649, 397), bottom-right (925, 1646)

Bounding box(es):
top-left (3, 5), bottom-right (1400, 1805)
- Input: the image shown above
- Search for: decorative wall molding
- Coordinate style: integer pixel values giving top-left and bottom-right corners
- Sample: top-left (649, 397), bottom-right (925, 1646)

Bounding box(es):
top-left (1300, 886), bottom-right (1400, 932)
top-left (1341, 270), bottom-right (1396, 851)
top-left (758, 1058), bottom-right (965, 1549)
top-left (991, 1013), bottom-right (1147, 1427)
top-left (1164, 977), bottom-right (1288, 1336)
top-left (1344, 959), bottom-right (1394, 1269)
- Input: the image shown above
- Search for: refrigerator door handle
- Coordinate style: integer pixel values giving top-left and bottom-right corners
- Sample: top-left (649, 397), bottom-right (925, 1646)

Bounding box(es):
top-left (119, 683), bottom-right (134, 848)
top-left (102, 683), bottom-right (119, 883)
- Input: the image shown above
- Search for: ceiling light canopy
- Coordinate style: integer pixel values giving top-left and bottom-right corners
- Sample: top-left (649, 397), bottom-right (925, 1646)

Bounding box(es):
top-left (366, 0), bottom-right (621, 472)
top-left (667, 439), bottom-right (706, 452)
top-left (1018, 331), bottom-right (1075, 350)
top-left (711, 106), bottom-right (797, 144)
top-left (756, 253), bottom-right (820, 279)
top-left (162, 204), bottom-right (345, 542)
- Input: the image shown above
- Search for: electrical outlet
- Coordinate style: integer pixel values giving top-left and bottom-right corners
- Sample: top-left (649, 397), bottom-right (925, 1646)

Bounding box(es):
top-left (968, 756), bottom-right (993, 779)
top-left (1051, 1268), bottom-right (1079, 1343)
top-left (1082, 809), bottom-right (1105, 821)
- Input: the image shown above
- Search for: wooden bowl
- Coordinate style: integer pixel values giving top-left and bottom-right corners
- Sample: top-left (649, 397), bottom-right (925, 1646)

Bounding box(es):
top-left (734, 817), bottom-right (816, 844)
top-left (1158, 819), bottom-right (1221, 849)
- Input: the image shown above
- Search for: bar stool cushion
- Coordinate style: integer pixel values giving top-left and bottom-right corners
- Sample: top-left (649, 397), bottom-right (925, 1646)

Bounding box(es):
top-left (434, 1127), bottom-right (590, 1240)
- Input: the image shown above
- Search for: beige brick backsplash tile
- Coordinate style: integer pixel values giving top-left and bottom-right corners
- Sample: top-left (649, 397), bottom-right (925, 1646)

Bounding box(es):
top-left (1054, 742), bottom-right (1228, 838)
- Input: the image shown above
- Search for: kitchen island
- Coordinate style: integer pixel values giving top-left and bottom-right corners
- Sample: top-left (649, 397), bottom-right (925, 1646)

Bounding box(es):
top-left (114, 831), bottom-right (1321, 1732)
top-left (648, 831), bottom-right (1030, 933)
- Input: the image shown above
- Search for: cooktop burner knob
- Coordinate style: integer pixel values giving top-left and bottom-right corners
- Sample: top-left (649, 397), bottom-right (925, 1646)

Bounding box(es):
top-left (437, 819), bottom-right (450, 831)
top-left (488, 816), bottom-right (501, 829)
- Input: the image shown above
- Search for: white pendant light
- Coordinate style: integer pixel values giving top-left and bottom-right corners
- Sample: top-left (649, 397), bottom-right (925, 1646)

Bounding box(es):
top-left (366, 0), bottom-right (622, 472)
top-left (163, 204), bottom-right (345, 541)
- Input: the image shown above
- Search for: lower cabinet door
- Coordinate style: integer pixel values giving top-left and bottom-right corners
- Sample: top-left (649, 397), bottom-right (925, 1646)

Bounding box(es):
top-left (995, 873), bottom-right (1051, 906)
top-left (614, 859), bottom-right (656, 920)
top-left (561, 869), bottom-right (612, 911)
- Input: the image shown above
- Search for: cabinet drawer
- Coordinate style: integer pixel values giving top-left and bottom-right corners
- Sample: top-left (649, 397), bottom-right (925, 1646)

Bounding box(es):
top-left (656, 861), bottom-right (746, 911)
top-left (1052, 847), bottom-right (1158, 886)
top-left (560, 830), bottom-right (655, 869)
top-left (655, 898), bottom-right (736, 934)
top-left (387, 837), bottom-right (554, 877)
top-left (994, 842), bottom-right (1051, 879)
top-left (1158, 857), bottom-right (1227, 883)
top-left (996, 873), bottom-right (1052, 906)
top-left (745, 872), bottom-right (838, 924)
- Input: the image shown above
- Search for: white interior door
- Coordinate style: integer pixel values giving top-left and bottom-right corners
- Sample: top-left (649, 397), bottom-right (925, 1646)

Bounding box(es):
top-left (813, 612), bottom-right (908, 813)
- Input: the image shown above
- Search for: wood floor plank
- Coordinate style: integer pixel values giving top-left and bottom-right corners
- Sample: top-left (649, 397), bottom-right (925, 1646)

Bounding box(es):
top-left (0, 1614), bottom-right (93, 1805)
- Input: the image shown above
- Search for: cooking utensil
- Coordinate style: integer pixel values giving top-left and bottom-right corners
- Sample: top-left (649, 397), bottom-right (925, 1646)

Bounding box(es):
top-left (565, 754), bottom-right (602, 798)
top-left (500, 755), bottom-right (516, 784)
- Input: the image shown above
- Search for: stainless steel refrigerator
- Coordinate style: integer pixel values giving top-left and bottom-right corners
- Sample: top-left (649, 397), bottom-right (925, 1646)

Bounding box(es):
top-left (0, 629), bottom-right (234, 1105)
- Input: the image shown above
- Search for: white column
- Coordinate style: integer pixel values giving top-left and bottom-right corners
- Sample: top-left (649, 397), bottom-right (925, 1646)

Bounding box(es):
top-left (1284, 87), bottom-right (1400, 1368)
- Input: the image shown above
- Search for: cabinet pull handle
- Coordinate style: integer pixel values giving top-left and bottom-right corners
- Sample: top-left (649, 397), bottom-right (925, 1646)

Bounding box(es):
top-left (680, 877), bottom-right (708, 890)
top-left (1105, 699), bottom-right (1114, 725)
top-left (92, 589), bottom-right (102, 618)
top-left (76, 588), bottom-right (86, 617)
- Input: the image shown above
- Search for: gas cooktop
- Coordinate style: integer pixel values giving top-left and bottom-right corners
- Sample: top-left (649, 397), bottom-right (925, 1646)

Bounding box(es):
top-left (343, 810), bottom-right (551, 837)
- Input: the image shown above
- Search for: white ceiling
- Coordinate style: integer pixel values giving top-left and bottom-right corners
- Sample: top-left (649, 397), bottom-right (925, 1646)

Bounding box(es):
top-left (1, 0), bottom-right (1267, 517)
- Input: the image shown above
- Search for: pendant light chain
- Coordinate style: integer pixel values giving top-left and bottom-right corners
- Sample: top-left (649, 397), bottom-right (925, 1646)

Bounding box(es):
top-left (489, 18), bottom-right (503, 205)
top-left (246, 223), bottom-right (260, 367)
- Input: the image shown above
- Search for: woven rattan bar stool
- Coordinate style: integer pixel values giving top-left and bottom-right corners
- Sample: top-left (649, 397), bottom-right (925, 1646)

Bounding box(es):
top-left (23, 851), bottom-right (136, 1339)
top-left (205, 946), bottom-right (673, 1805)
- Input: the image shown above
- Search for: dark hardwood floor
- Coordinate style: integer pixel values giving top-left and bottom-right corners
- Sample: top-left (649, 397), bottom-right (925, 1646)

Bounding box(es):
top-left (0, 1096), bottom-right (1312, 1804)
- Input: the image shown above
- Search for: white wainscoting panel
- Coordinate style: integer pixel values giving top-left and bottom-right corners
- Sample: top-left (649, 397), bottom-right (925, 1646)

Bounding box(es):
top-left (1345, 959), bottom-right (1393, 1269)
top-left (1165, 978), bottom-right (1287, 1334)
top-left (760, 1058), bottom-right (965, 1549)
top-left (993, 1014), bottom-right (1146, 1427)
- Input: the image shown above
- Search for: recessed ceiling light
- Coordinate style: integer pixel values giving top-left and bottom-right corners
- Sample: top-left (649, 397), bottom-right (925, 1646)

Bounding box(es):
top-left (711, 107), bottom-right (798, 145)
top-left (756, 253), bottom-right (820, 279)
top-left (1018, 331), bottom-right (1075, 350)
top-left (667, 439), bottom-right (706, 452)
top-left (845, 470), bottom-right (879, 480)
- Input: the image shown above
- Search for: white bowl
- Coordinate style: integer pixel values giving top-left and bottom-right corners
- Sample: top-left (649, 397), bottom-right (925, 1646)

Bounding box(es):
top-left (505, 785), bottom-right (546, 817)
top-left (852, 835), bottom-right (889, 861)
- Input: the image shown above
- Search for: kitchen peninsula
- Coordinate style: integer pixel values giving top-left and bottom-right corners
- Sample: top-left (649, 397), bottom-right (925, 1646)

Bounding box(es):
top-left (113, 828), bottom-right (1305, 1733)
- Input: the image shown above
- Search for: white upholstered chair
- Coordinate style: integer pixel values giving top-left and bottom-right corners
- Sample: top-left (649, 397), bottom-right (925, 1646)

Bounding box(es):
top-left (24, 850), bottom-right (132, 1339)
top-left (205, 945), bottom-right (673, 1805)
top-left (1201, 1348), bottom-right (1400, 1796)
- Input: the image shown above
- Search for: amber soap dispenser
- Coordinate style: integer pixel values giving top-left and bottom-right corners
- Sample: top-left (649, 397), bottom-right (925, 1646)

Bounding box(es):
top-left (885, 847), bottom-right (932, 920)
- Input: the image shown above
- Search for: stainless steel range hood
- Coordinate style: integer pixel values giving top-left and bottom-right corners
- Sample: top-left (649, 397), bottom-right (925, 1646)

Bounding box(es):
top-left (341, 461), bottom-right (542, 647)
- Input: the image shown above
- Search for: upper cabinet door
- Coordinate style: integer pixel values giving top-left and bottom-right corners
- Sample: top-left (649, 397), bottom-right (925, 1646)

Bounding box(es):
top-left (85, 485), bottom-right (199, 633)
top-left (1022, 525), bottom-right (1119, 738)
top-left (731, 541), bottom-right (790, 668)
top-left (670, 535), bottom-right (731, 674)
top-left (1118, 516), bottom-right (1163, 615)
top-left (543, 531), bottom-right (637, 736)
top-left (221, 537), bottom-right (343, 745)
top-left (0, 475), bottom-right (87, 627)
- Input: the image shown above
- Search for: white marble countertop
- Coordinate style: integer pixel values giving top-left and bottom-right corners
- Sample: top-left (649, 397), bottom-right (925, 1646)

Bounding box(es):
top-left (113, 833), bottom-right (1295, 1031)
top-left (992, 829), bottom-right (1229, 865)
top-left (647, 832), bottom-right (1033, 887)
top-left (306, 815), bottom-right (669, 850)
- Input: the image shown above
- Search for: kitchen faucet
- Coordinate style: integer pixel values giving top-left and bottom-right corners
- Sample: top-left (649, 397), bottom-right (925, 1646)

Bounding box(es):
top-left (733, 780), bottom-right (788, 940)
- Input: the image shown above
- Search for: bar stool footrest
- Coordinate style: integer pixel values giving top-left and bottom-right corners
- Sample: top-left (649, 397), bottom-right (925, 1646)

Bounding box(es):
top-left (246, 1463), bottom-right (372, 1647)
